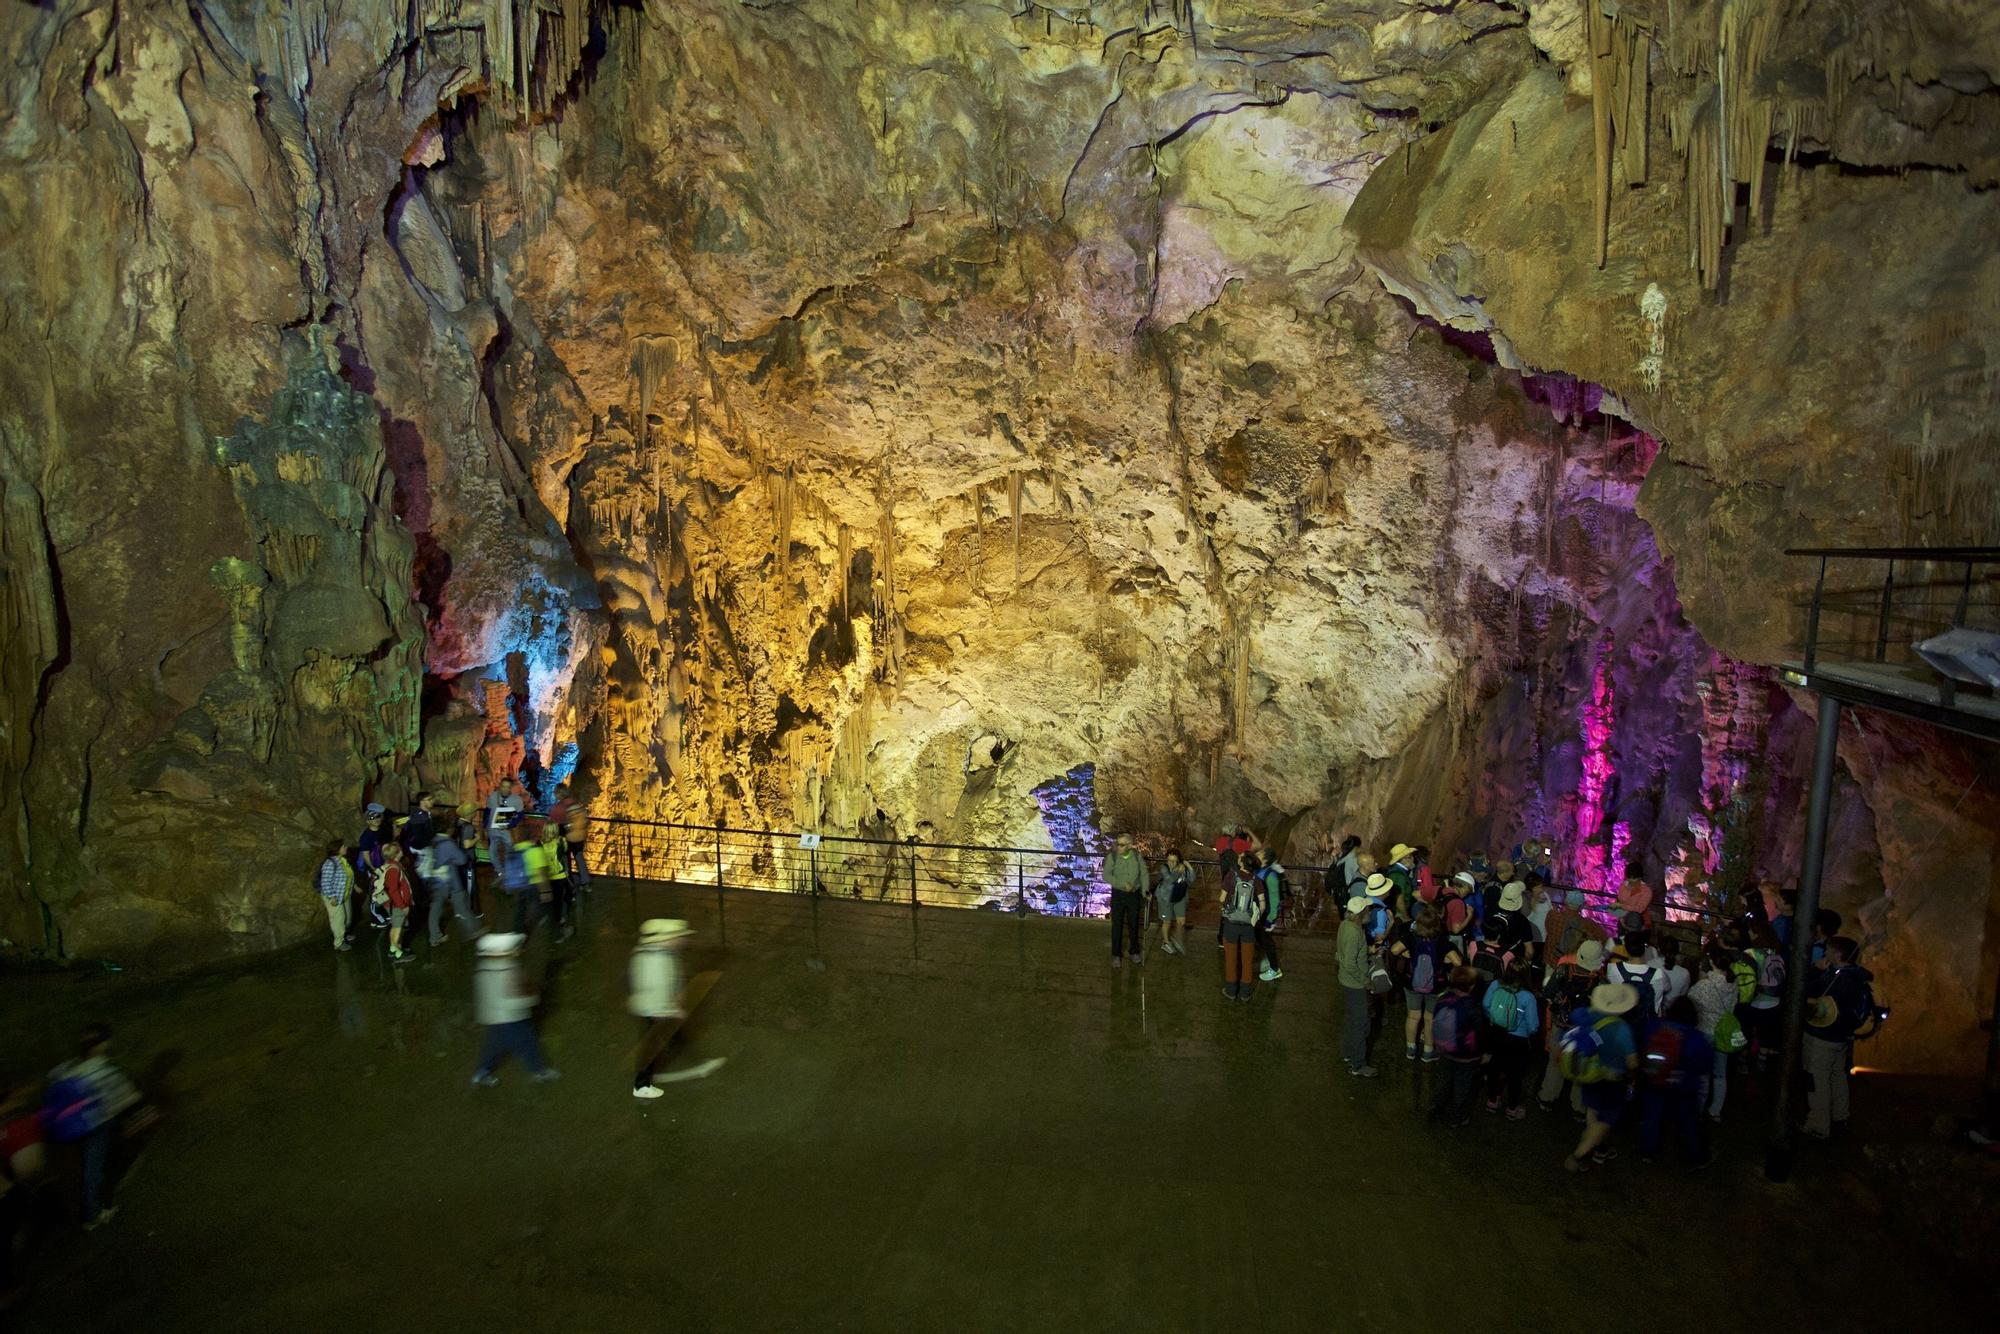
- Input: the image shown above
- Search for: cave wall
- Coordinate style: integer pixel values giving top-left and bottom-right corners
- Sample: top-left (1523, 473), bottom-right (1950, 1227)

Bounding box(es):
top-left (1, 0), bottom-right (1993, 1073)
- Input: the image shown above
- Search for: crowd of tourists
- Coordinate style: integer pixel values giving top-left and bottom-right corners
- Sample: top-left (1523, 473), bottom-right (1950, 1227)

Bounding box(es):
top-left (1105, 829), bottom-right (1884, 1172)
top-left (313, 778), bottom-right (594, 961)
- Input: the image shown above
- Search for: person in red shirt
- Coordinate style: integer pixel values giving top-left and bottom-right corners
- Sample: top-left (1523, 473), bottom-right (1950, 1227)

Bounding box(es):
top-left (381, 842), bottom-right (417, 963)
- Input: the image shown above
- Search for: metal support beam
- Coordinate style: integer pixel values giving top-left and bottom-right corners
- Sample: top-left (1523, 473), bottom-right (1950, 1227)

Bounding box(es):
top-left (1766, 694), bottom-right (1843, 1182)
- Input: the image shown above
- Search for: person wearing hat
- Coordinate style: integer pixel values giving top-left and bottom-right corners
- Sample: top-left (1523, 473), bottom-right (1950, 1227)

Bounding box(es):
top-left (1564, 982), bottom-right (1640, 1173)
top-left (355, 803), bottom-right (392, 937)
top-left (1384, 843), bottom-right (1418, 913)
top-left (1540, 888), bottom-right (1608, 969)
top-left (1536, 939), bottom-right (1607, 1114)
top-left (631, 919), bottom-right (693, 1099)
top-left (1802, 936), bottom-right (1875, 1141)
top-left (471, 934), bottom-right (558, 1086)
top-left (1103, 833), bottom-right (1149, 969)
top-left (1360, 873), bottom-right (1395, 946)
top-left (1441, 872), bottom-right (1479, 949)
top-left (1336, 895), bottom-right (1378, 1077)
top-left (1482, 881), bottom-right (1535, 967)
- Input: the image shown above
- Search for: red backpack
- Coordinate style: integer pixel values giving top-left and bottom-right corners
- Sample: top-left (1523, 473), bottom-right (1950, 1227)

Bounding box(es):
top-left (1432, 991), bottom-right (1481, 1059)
top-left (1641, 1023), bottom-right (1689, 1088)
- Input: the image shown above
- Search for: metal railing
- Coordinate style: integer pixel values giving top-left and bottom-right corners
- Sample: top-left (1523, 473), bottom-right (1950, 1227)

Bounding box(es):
top-left (1789, 545), bottom-right (2000, 694)
top-left (582, 817), bottom-right (1727, 936)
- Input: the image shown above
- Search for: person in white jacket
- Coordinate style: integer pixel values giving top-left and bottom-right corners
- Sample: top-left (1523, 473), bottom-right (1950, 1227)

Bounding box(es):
top-left (630, 919), bottom-right (690, 1100)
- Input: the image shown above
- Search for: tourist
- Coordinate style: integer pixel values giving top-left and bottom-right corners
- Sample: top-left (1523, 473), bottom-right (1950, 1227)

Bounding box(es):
top-left (486, 776), bottom-right (525, 837)
top-left (1441, 871), bottom-right (1479, 951)
top-left (1536, 938), bottom-right (1606, 1114)
top-left (1390, 904), bottom-right (1449, 1061)
top-left (1, 1080), bottom-right (52, 1294)
top-left (44, 1024), bottom-right (144, 1230)
top-left (1332, 835), bottom-right (1363, 896)
top-left (1154, 850), bottom-right (1193, 956)
top-left (1613, 863), bottom-right (1654, 933)
top-left (1657, 936), bottom-right (1692, 1012)
top-left (1254, 850), bottom-right (1284, 982)
top-left (1219, 858), bottom-right (1264, 1002)
top-left (1482, 961), bottom-right (1539, 1119)
top-left (1360, 873), bottom-right (1395, 946)
top-left (1385, 843), bottom-right (1418, 915)
top-left (550, 782), bottom-right (593, 889)
top-left (1335, 896), bottom-right (1377, 1075)
top-left (356, 802), bottom-right (391, 933)
top-left (427, 826), bottom-right (482, 946)
top-left (536, 817), bottom-right (575, 942)
top-left (1740, 924), bottom-right (1787, 1065)
top-left (470, 934), bottom-right (558, 1086)
top-left (1802, 936), bottom-right (1874, 1141)
top-left (1689, 950), bottom-right (1741, 1120)
top-left (630, 919), bottom-right (691, 1100)
top-left (315, 840), bottom-right (354, 952)
top-left (1478, 880), bottom-right (1535, 970)
top-left (1540, 888), bottom-right (1608, 966)
top-left (1606, 934), bottom-right (1665, 1026)
top-left (402, 790), bottom-right (438, 857)
top-left (1411, 846), bottom-right (1437, 906)
top-left (1428, 966), bottom-right (1485, 1126)
top-left (1811, 908), bottom-right (1842, 967)
top-left (1561, 982), bottom-right (1641, 1173)
top-left (454, 802), bottom-right (485, 914)
top-left (379, 843), bottom-right (416, 963)
top-left (1769, 888), bottom-right (1797, 953)
top-left (1482, 858), bottom-right (1515, 919)
top-left (1104, 833), bottom-right (1148, 969)
top-left (1638, 997), bottom-right (1714, 1168)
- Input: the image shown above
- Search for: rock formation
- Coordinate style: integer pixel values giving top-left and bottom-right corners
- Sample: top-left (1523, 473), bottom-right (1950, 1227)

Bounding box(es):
top-left (1, 1), bottom-right (1993, 1070)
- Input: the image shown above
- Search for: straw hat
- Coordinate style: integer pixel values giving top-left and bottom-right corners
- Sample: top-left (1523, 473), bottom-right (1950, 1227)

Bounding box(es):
top-left (1365, 873), bottom-right (1392, 897)
top-left (1389, 843), bottom-right (1416, 863)
top-left (1591, 982), bottom-right (1638, 1015)
top-left (477, 933), bottom-right (525, 956)
top-left (1807, 995), bottom-right (1840, 1029)
top-left (1498, 881), bottom-right (1526, 911)
top-left (640, 919), bottom-right (691, 944)
top-left (1576, 939), bottom-right (1605, 971)
top-left (1345, 895), bottom-right (1369, 916)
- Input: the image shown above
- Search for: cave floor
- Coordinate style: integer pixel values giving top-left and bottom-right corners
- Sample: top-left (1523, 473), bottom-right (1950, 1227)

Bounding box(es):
top-left (1, 883), bottom-right (1976, 1332)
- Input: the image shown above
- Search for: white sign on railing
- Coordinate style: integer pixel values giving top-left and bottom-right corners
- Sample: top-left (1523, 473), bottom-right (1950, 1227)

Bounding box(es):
top-left (798, 833), bottom-right (822, 849)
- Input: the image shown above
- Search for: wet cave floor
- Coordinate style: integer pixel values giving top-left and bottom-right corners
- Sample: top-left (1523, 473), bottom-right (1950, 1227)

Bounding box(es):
top-left (1, 884), bottom-right (1982, 1332)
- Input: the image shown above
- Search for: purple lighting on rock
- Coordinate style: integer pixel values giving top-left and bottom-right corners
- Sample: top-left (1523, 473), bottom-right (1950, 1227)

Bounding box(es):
top-left (1031, 763), bottom-right (1110, 916)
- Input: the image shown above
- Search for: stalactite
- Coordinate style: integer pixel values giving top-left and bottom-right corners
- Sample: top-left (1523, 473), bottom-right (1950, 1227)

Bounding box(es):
top-left (970, 480), bottom-right (985, 591)
top-left (836, 524), bottom-right (853, 616)
top-left (1007, 469), bottom-right (1024, 592)
top-left (1232, 633), bottom-right (1251, 745)
top-left (771, 465), bottom-right (795, 582)
top-left (632, 335), bottom-right (677, 449)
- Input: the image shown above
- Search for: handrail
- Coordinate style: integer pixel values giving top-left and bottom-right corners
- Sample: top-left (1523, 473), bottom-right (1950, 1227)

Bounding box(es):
top-left (588, 816), bottom-right (1728, 922)
top-left (1783, 545), bottom-right (2000, 561)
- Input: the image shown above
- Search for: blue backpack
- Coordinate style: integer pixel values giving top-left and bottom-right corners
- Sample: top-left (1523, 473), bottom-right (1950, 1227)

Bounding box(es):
top-left (1558, 1014), bottom-right (1625, 1084)
top-left (1484, 982), bottom-right (1527, 1036)
top-left (1432, 992), bottom-right (1480, 1058)
top-left (1362, 902), bottom-right (1392, 943)
top-left (44, 1074), bottom-right (103, 1143)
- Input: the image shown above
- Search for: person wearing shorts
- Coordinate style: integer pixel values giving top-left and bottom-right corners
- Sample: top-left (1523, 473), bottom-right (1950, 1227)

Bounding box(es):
top-left (1565, 982), bottom-right (1640, 1173)
top-left (1154, 851), bottom-right (1192, 956)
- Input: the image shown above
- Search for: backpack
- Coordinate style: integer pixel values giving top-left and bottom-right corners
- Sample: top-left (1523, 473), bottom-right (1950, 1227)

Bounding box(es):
top-left (500, 848), bottom-right (530, 893)
top-left (1484, 983), bottom-right (1525, 1035)
top-left (1609, 960), bottom-right (1657, 1019)
top-left (1542, 964), bottom-right (1595, 1026)
top-left (1408, 937), bottom-right (1440, 995)
top-left (1432, 992), bottom-right (1480, 1058)
top-left (1558, 1014), bottom-right (1625, 1084)
top-left (1442, 895), bottom-right (1473, 935)
top-left (1641, 1024), bottom-right (1689, 1087)
top-left (1256, 867), bottom-right (1284, 922)
top-left (43, 1074), bottom-right (104, 1143)
top-left (1362, 902), bottom-right (1392, 943)
top-left (369, 861), bottom-right (392, 907)
top-left (1223, 874), bottom-right (1258, 925)
top-left (1755, 948), bottom-right (1786, 996)
top-left (1466, 938), bottom-right (1509, 985)
top-left (1711, 1011), bottom-right (1748, 1054)
top-left (1730, 955), bottom-right (1759, 1006)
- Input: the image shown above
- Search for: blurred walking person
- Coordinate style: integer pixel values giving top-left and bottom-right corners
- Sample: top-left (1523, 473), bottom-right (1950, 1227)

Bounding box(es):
top-left (630, 919), bottom-right (692, 1099)
top-left (470, 935), bottom-right (558, 1087)
top-left (427, 825), bottom-right (483, 947)
top-left (44, 1024), bottom-right (146, 1230)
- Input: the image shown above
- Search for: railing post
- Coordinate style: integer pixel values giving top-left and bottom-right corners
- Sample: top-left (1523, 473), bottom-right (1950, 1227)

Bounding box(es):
top-left (1803, 556), bottom-right (1827, 672)
top-left (626, 824), bottom-right (638, 933)
top-left (1954, 560), bottom-right (1974, 627)
top-left (810, 842), bottom-right (819, 897)
top-left (909, 837), bottom-right (919, 910)
top-left (1016, 852), bottom-right (1026, 913)
top-left (714, 822), bottom-right (725, 916)
top-left (1874, 561), bottom-right (1894, 662)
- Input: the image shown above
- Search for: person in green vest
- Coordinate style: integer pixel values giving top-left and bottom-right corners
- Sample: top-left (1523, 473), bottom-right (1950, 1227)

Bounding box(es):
top-left (1103, 833), bottom-right (1149, 968)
